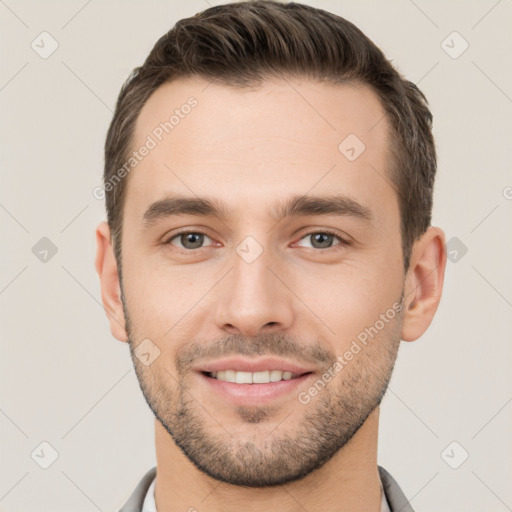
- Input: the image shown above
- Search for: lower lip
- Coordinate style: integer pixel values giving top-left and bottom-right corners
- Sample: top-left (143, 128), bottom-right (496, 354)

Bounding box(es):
top-left (198, 372), bottom-right (314, 405)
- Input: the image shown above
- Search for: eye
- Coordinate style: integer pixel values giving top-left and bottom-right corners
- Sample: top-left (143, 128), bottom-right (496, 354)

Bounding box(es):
top-left (163, 229), bottom-right (349, 252)
top-left (165, 231), bottom-right (214, 250)
top-left (295, 230), bottom-right (347, 250)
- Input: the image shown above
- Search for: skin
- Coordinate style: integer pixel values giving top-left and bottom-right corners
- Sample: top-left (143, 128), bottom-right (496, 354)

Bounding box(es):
top-left (95, 76), bottom-right (446, 511)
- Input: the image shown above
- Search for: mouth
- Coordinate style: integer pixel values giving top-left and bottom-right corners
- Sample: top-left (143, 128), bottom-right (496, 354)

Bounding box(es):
top-left (195, 357), bottom-right (316, 404)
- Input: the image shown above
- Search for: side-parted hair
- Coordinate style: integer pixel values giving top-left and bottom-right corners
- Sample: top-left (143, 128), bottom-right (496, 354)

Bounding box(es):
top-left (104, 0), bottom-right (436, 272)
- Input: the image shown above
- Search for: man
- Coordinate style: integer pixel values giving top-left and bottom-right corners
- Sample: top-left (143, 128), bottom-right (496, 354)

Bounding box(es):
top-left (95, 1), bottom-right (446, 510)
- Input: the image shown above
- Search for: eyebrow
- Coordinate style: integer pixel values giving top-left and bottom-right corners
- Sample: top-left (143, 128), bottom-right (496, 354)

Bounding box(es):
top-left (141, 193), bottom-right (373, 228)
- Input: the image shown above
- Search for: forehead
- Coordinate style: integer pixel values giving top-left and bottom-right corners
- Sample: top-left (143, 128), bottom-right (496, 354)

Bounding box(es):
top-left (125, 75), bottom-right (396, 225)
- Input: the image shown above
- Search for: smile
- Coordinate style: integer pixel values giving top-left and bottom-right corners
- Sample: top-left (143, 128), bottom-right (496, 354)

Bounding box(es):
top-left (206, 370), bottom-right (303, 384)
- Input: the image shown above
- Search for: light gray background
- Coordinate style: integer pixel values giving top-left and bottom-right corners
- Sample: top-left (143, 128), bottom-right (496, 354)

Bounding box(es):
top-left (1, 0), bottom-right (511, 510)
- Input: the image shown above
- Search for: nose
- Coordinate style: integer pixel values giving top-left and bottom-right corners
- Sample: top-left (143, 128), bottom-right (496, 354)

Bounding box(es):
top-left (214, 245), bottom-right (295, 338)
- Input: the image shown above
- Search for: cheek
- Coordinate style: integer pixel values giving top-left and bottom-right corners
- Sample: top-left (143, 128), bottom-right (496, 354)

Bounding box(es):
top-left (122, 262), bottom-right (216, 347)
top-left (121, 264), bottom-right (173, 338)
top-left (288, 257), bottom-right (403, 344)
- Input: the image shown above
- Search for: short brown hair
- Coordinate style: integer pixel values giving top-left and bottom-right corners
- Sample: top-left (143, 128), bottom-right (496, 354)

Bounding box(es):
top-left (104, 0), bottom-right (436, 271)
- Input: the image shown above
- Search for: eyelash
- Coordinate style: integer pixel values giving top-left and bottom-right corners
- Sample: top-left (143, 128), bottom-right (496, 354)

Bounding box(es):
top-left (163, 229), bottom-right (349, 252)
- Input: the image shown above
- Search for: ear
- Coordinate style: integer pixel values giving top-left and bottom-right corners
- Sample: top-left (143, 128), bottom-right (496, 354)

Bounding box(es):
top-left (95, 221), bottom-right (128, 342)
top-left (401, 226), bottom-right (447, 342)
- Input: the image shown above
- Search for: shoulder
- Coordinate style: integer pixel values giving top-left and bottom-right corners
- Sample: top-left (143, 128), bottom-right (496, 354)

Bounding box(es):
top-left (378, 465), bottom-right (415, 512)
top-left (119, 466), bottom-right (157, 512)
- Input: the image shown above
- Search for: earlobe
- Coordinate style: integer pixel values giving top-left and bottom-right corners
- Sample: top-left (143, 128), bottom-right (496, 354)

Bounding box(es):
top-left (401, 226), bottom-right (447, 342)
top-left (95, 221), bottom-right (128, 342)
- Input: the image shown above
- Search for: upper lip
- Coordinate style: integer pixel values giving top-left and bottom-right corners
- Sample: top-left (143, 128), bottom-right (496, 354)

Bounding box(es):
top-left (196, 357), bottom-right (315, 375)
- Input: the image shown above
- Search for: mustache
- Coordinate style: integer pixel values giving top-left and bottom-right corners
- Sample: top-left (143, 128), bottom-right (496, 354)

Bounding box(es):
top-left (175, 333), bottom-right (336, 374)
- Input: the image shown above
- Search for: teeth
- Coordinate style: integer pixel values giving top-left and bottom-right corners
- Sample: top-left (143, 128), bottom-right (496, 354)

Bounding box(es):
top-left (210, 370), bottom-right (298, 383)
top-left (270, 370), bottom-right (283, 382)
top-left (253, 371), bottom-right (270, 383)
top-left (235, 371), bottom-right (252, 384)
top-left (223, 370), bottom-right (236, 383)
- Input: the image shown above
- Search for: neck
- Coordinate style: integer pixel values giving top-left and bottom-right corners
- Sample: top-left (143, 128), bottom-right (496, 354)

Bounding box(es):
top-left (154, 407), bottom-right (382, 512)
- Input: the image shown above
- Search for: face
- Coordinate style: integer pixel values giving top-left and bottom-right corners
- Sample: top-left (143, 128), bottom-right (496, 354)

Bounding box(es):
top-left (119, 76), bottom-right (406, 486)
